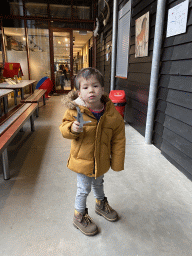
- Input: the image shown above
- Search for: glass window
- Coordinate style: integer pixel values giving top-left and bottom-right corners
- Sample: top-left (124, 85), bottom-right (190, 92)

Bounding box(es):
top-left (50, 21), bottom-right (94, 31)
top-left (9, 0), bottom-right (24, 16)
top-left (27, 20), bottom-right (51, 82)
top-left (73, 0), bottom-right (93, 20)
top-left (25, 0), bottom-right (48, 17)
top-left (73, 6), bottom-right (91, 20)
top-left (3, 20), bottom-right (29, 80)
top-left (50, 4), bottom-right (71, 19)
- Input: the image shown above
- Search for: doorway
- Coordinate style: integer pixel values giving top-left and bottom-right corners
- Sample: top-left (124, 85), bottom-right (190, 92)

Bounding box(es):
top-left (50, 28), bottom-right (93, 93)
top-left (50, 28), bottom-right (72, 92)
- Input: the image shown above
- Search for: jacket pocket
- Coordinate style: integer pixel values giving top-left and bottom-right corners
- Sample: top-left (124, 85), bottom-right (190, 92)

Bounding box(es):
top-left (71, 134), bottom-right (84, 158)
top-left (101, 128), bottom-right (113, 158)
top-left (102, 128), bottom-right (112, 145)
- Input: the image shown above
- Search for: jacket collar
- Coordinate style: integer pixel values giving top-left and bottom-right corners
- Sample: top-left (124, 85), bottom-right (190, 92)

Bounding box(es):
top-left (74, 94), bottom-right (114, 117)
top-left (73, 97), bottom-right (86, 107)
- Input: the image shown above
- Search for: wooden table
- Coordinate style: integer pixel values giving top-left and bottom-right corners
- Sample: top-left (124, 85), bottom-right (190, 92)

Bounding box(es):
top-left (0, 89), bottom-right (14, 116)
top-left (0, 80), bottom-right (37, 101)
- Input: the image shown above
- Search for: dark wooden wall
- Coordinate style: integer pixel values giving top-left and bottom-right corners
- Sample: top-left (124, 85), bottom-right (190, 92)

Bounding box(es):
top-left (115, 0), bottom-right (157, 136)
top-left (96, 0), bottom-right (158, 135)
top-left (96, 0), bottom-right (113, 93)
top-left (96, 0), bottom-right (192, 179)
top-left (153, 0), bottom-right (192, 179)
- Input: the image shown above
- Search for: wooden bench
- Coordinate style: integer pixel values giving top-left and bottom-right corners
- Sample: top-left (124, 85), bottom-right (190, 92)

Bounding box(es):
top-left (0, 103), bottom-right (38, 180)
top-left (20, 89), bottom-right (46, 117)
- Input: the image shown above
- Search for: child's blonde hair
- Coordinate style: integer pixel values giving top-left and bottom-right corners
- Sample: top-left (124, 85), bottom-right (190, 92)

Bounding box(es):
top-left (74, 67), bottom-right (104, 90)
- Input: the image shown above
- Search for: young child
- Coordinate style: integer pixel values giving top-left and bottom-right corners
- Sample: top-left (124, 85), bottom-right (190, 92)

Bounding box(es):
top-left (59, 67), bottom-right (125, 236)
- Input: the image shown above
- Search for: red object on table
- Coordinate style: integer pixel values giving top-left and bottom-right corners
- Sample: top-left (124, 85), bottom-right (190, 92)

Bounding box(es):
top-left (3, 63), bottom-right (23, 78)
top-left (109, 90), bottom-right (126, 118)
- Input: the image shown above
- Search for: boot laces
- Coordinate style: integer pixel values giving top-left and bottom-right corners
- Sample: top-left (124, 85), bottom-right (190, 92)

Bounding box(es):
top-left (104, 201), bottom-right (113, 213)
top-left (83, 214), bottom-right (92, 226)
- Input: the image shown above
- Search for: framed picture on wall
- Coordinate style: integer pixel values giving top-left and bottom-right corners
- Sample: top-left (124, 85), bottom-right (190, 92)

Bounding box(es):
top-left (135, 12), bottom-right (149, 58)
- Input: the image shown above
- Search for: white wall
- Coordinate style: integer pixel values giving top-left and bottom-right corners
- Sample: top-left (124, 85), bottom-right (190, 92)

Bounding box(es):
top-left (7, 50), bottom-right (51, 82)
top-left (29, 51), bottom-right (51, 82)
top-left (7, 50), bottom-right (29, 80)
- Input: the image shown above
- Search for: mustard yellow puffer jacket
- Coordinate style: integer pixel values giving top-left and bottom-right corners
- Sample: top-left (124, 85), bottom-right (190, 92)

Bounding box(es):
top-left (59, 91), bottom-right (125, 179)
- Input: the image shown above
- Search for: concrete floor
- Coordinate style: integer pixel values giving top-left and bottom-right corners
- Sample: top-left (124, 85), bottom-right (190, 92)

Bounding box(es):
top-left (0, 95), bottom-right (192, 256)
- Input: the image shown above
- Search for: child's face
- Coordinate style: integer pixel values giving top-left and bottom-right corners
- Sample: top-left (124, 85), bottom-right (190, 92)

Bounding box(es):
top-left (78, 75), bottom-right (104, 107)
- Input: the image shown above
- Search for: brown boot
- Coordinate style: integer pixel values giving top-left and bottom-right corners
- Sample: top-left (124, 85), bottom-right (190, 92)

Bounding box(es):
top-left (73, 208), bottom-right (98, 236)
top-left (95, 197), bottom-right (118, 222)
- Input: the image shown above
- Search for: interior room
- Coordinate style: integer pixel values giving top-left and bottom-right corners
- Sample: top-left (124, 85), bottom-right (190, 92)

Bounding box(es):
top-left (1, 26), bottom-right (93, 92)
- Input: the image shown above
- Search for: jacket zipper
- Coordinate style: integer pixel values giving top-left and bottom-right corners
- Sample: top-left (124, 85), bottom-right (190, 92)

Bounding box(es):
top-left (82, 111), bottom-right (97, 176)
top-left (84, 110), bottom-right (106, 177)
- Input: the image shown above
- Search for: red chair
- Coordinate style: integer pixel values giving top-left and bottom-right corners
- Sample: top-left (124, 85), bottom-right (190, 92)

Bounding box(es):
top-left (36, 77), bottom-right (53, 98)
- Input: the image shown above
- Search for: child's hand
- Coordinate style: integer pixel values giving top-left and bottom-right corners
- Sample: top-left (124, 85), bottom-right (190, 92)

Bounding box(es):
top-left (71, 121), bottom-right (83, 133)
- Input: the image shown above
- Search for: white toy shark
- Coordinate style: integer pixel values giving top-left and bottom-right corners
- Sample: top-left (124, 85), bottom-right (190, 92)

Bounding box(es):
top-left (74, 106), bottom-right (91, 129)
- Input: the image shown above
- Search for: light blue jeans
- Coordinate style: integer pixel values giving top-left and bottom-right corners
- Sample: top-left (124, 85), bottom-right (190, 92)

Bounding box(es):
top-left (75, 173), bottom-right (105, 214)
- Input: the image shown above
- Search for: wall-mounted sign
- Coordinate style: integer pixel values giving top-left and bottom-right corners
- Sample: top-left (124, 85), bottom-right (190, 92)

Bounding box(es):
top-left (135, 12), bottom-right (149, 58)
top-left (166, 0), bottom-right (189, 38)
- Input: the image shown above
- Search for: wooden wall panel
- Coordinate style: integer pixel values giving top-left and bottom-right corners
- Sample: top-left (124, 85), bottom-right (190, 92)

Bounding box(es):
top-left (159, 75), bottom-right (192, 92)
top-left (153, 0), bottom-right (192, 179)
top-left (96, 0), bottom-right (192, 178)
top-left (161, 140), bottom-right (192, 176)
top-left (162, 128), bottom-right (192, 158)
top-left (162, 151), bottom-right (192, 180)
top-left (96, 0), bottom-right (158, 135)
top-left (116, 0), bottom-right (157, 136)
top-left (96, 0), bottom-right (113, 94)
top-left (96, 0), bottom-right (192, 179)
top-left (165, 103), bottom-right (192, 127)
top-left (161, 60), bottom-right (192, 76)
top-left (164, 116), bottom-right (192, 142)
top-left (162, 42), bottom-right (192, 61)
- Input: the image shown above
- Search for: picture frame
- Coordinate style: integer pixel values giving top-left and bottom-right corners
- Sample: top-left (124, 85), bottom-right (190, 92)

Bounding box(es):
top-left (135, 12), bottom-right (149, 58)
